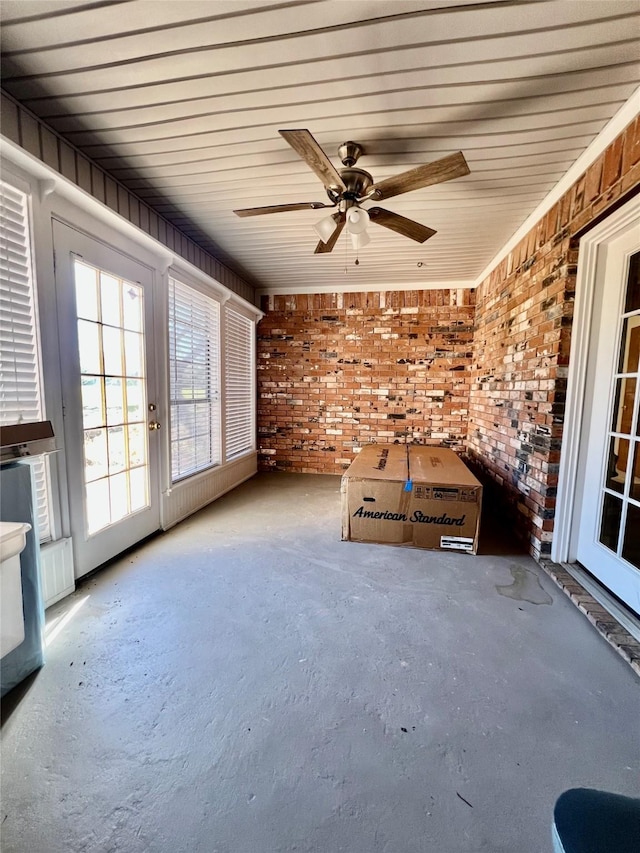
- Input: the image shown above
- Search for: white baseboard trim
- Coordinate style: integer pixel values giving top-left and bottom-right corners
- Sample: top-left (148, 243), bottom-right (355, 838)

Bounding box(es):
top-left (161, 452), bottom-right (257, 530)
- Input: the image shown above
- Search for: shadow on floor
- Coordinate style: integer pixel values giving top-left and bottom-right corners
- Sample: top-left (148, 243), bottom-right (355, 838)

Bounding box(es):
top-left (1, 669), bottom-right (40, 728)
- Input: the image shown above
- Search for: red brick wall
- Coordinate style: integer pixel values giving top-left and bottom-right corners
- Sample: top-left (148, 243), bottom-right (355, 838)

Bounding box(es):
top-left (255, 116), bottom-right (640, 561)
top-left (468, 115), bottom-right (640, 559)
top-left (258, 289), bottom-right (475, 473)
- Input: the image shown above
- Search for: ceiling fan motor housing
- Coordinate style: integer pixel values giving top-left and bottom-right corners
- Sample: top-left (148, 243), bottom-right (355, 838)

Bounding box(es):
top-left (327, 167), bottom-right (373, 208)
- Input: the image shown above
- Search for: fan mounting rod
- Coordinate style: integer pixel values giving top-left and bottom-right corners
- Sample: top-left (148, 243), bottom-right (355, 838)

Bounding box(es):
top-left (338, 141), bottom-right (363, 167)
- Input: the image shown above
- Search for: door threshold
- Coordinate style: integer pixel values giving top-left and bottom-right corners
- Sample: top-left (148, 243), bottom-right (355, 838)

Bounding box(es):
top-left (539, 559), bottom-right (640, 677)
top-left (562, 562), bottom-right (640, 643)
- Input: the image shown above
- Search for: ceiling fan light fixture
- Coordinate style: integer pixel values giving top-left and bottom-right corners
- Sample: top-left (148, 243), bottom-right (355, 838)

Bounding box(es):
top-left (237, 130), bottom-right (469, 255)
top-left (313, 214), bottom-right (338, 243)
top-left (350, 230), bottom-right (371, 251)
top-left (346, 206), bottom-right (370, 235)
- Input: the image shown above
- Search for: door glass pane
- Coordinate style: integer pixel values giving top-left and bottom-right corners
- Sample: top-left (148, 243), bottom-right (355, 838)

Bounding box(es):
top-left (610, 377), bottom-right (636, 434)
top-left (77, 319), bottom-right (102, 375)
top-left (125, 378), bottom-right (144, 423)
top-left (85, 478), bottom-right (110, 535)
top-left (122, 284), bottom-right (143, 331)
top-left (100, 274), bottom-right (121, 327)
top-left (73, 260), bottom-right (150, 536)
top-left (622, 503), bottom-right (640, 569)
top-left (81, 376), bottom-right (104, 428)
top-left (128, 423), bottom-right (146, 468)
top-left (102, 326), bottom-right (123, 376)
top-left (624, 251), bottom-right (640, 313)
top-left (109, 471), bottom-right (129, 522)
top-left (107, 426), bottom-right (126, 474)
top-left (105, 377), bottom-right (124, 426)
top-left (617, 318), bottom-right (640, 373)
top-left (124, 331), bottom-right (143, 377)
top-left (605, 437), bottom-right (630, 494)
top-left (599, 492), bottom-right (623, 553)
top-left (631, 441), bottom-right (640, 502)
top-left (129, 467), bottom-right (147, 513)
top-left (74, 263), bottom-right (99, 321)
top-left (84, 429), bottom-right (108, 482)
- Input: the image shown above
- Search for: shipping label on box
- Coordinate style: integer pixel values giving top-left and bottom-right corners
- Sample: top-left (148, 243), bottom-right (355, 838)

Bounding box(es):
top-left (341, 444), bottom-right (482, 554)
top-left (413, 485), bottom-right (478, 502)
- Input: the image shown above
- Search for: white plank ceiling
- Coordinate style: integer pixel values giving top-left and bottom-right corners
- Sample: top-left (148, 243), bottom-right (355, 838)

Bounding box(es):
top-left (1, 0), bottom-right (639, 293)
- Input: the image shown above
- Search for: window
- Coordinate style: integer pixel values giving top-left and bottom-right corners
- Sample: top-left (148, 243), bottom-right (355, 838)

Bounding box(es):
top-left (73, 260), bottom-right (150, 534)
top-left (168, 277), bottom-right (221, 481)
top-left (225, 305), bottom-right (254, 461)
top-left (0, 180), bottom-right (51, 541)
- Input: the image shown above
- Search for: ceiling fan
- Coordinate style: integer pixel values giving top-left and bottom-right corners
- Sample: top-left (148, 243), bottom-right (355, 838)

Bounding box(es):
top-left (233, 129), bottom-right (470, 254)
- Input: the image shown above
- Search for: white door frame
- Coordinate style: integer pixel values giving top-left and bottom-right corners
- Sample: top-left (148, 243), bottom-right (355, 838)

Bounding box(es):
top-left (53, 218), bottom-right (163, 578)
top-left (553, 193), bottom-right (640, 564)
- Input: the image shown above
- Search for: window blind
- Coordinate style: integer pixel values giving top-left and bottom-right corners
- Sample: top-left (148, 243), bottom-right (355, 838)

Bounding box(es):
top-left (168, 277), bottom-right (221, 481)
top-left (0, 180), bottom-right (51, 541)
top-left (225, 306), bottom-right (254, 461)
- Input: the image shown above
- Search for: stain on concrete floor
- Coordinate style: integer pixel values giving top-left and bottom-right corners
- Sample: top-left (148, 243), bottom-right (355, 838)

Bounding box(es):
top-left (496, 564), bottom-right (554, 605)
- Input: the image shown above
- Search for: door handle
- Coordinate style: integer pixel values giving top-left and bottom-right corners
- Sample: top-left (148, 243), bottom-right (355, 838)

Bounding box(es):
top-left (148, 421), bottom-right (161, 431)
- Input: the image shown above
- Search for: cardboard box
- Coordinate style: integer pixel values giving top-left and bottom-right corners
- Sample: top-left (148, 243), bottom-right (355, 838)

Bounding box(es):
top-left (341, 444), bottom-right (482, 553)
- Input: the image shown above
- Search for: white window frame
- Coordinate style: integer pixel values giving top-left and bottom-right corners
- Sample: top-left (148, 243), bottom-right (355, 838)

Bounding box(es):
top-left (168, 275), bottom-right (222, 482)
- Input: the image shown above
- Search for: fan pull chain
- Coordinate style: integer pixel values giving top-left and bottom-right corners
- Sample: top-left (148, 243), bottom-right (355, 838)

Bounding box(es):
top-left (343, 230), bottom-right (361, 270)
top-left (344, 225), bottom-right (348, 274)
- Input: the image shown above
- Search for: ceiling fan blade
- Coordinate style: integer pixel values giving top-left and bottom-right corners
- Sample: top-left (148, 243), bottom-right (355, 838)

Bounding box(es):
top-left (280, 129), bottom-right (346, 191)
top-left (314, 213), bottom-right (345, 254)
top-left (368, 207), bottom-right (436, 243)
top-left (370, 151), bottom-right (470, 201)
top-left (234, 201), bottom-right (334, 217)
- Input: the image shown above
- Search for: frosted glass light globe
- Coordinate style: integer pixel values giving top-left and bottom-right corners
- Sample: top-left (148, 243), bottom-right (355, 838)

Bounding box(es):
top-left (346, 207), bottom-right (370, 235)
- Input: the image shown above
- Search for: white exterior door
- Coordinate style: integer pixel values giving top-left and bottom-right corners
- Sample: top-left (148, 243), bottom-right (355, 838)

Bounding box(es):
top-left (575, 212), bottom-right (640, 614)
top-left (54, 220), bottom-right (161, 578)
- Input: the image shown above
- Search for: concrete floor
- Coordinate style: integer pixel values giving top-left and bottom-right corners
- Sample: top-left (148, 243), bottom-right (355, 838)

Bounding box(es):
top-left (1, 473), bottom-right (638, 853)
